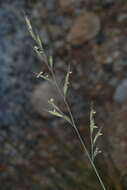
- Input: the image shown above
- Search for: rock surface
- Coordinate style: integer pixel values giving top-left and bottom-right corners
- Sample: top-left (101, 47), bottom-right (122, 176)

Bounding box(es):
top-left (114, 78), bottom-right (127, 104)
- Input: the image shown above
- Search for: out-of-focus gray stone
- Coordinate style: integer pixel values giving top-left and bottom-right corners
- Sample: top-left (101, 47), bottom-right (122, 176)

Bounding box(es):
top-left (31, 79), bottom-right (66, 118)
top-left (114, 78), bottom-right (127, 104)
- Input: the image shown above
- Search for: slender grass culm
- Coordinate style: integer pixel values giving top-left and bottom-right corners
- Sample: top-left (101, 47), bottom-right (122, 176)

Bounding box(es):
top-left (25, 16), bottom-right (107, 190)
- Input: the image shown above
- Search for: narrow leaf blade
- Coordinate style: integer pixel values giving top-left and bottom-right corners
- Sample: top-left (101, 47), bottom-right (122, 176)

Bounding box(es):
top-left (36, 33), bottom-right (43, 49)
top-left (48, 100), bottom-right (61, 113)
top-left (63, 115), bottom-right (72, 124)
top-left (93, 147), bottom-right (102, 160)
top-left (48, 110), bottom-right (63, 118)
top-left (63, 64), bottom-right (70, 96)
top-left (49, 56), bottom-right (53, 68)
top-left (93, 127), bottom-right (103, 145)
top-left (25, 16), bottom-right (36, 40)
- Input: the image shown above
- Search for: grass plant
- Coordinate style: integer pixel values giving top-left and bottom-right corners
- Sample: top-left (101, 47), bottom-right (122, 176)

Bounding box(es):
top-left (25, 16), bottom-right (106, 190)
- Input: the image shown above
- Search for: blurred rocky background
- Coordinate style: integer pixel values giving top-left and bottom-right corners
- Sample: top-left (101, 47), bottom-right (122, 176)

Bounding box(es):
top-left (0, 0), bottom-right (127, 189)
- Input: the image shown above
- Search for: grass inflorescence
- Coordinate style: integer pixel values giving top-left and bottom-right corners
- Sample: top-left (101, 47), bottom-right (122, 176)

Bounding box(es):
top-left (25, 16), bottom-right (106, 190)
